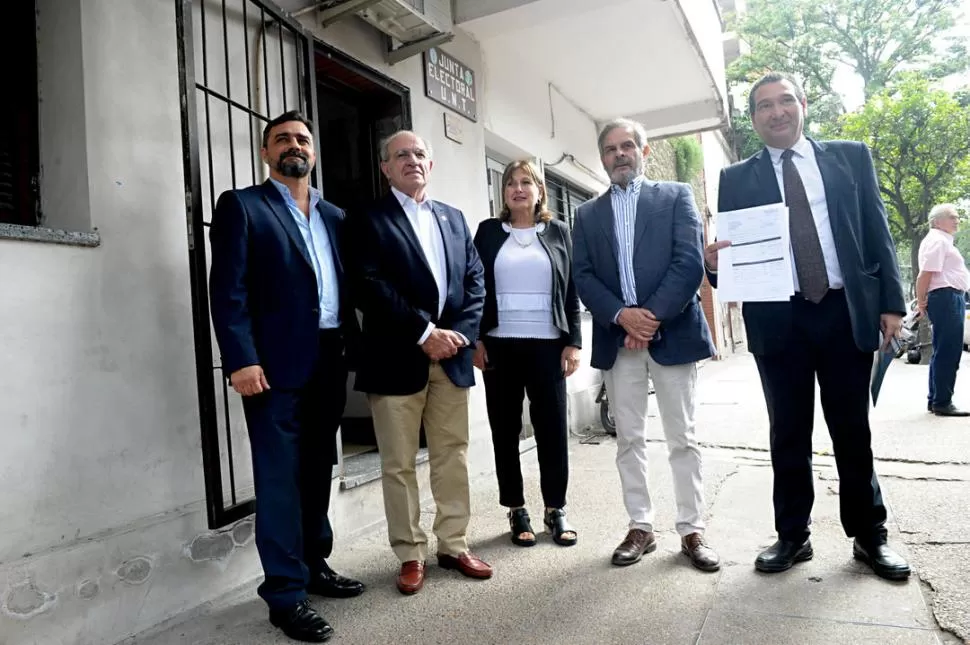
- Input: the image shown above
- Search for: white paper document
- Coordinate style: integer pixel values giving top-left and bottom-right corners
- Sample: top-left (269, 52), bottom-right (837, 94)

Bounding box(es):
top-left (715, 203), bottom-right (796, 303)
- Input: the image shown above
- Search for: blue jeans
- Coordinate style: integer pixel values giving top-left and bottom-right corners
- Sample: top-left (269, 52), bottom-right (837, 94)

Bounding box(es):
top-left (927, 288), bottom-right (966, 408)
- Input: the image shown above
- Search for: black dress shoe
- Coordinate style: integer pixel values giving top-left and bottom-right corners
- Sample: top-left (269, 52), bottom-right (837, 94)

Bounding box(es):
top-left (932, 403), bottom-right (970, 417)
top-left (307, 561), bottom-right (365, 598)
top-left (269, 600), bottom-right (333, 643)
top-left (852, 539), bottom-right (911, 581)
top-left (755, 539), bottom-right (813, 573)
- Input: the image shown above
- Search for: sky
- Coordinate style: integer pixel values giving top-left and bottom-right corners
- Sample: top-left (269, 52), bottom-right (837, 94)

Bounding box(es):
top-left (834, 0), bottom-right (970, 110)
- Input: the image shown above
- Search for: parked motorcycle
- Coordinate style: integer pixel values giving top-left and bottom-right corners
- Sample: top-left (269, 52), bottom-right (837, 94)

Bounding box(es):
top-left (596, 381), bottom-right (616, 436)
top-left (896, 300), bottom-right (926, 364)
top-left (595, 376), bottom-right (654, 437)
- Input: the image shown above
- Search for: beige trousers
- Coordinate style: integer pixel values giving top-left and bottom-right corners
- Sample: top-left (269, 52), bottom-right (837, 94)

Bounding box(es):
top-left (603, 348), bottom-right (705, 536)
top-left (369, 363), bottom-right (471, 563)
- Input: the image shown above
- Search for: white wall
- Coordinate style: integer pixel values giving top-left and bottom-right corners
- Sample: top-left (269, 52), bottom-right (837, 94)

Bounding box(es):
top-left (678, 0), bottom-right (729, 121)
top-left (0, 2), bottom-right (260, 643)
top-left (1, 0), bottom-right (200, 568)
top-left (478, 38), bottom-right (606, 196)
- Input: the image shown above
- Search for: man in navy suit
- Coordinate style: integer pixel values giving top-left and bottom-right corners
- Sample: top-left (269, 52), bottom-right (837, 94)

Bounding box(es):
top-left (705, 73), bottom-right (910, 580)
top-left (573, 118), bottom-right (720, 573)
top-left (349, 131), bottom-right (488, 595)
top-left (209, 111), bottom-right (364, 643)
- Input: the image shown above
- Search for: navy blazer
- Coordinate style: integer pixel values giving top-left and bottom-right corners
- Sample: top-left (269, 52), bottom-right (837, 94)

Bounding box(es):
top-left (712, 139), bottom-right (905, 355)
top-left (350, 192), bottom-right (485, 395)
top-left (572, 180), bottom-right (715, 370)
top-left (208, 181), bottom-right (356, 390)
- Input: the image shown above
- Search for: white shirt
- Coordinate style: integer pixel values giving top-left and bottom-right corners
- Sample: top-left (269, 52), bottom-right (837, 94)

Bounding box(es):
top-left (391, 186), bottom-right (454, 345)
top-left (766, 136), bottom-right (845, 290)
top-left (489, 223), bottom-right (560, 339)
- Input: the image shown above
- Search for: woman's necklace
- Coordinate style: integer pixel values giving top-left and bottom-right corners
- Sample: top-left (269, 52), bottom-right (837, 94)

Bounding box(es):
top-left (508, 226), bottom-right (536, 248)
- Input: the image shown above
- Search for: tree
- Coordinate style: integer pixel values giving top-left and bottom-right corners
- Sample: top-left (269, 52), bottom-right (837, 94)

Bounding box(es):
top-left (725, 0), bottom-right (967, 156)
top-left (836, 76), bottom-right (970, 278)
top-left (954, 219), bottom-right (970, 263)
top-left (808, 0), bottom-right (967, 99)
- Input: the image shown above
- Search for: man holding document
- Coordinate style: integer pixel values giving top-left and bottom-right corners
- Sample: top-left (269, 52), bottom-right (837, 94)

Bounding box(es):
top-left (704, 72), bottom-right (910, 581)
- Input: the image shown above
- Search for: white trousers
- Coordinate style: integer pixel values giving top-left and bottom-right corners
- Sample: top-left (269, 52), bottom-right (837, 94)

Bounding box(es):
top-left (603, 348), bottom-right (705, 536)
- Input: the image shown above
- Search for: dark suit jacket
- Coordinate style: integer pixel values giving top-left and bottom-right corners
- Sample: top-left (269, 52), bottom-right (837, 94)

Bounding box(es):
top-left (350, 192), bottom-right (485, 395)
top-left (208, 180), bottom-right (357, 390)
top-left (473, 217), bottom-right (582, 348)
top-left (712, 139), bottom-right (905, 355)
top-left (572, 180), bottom-right (715, 370)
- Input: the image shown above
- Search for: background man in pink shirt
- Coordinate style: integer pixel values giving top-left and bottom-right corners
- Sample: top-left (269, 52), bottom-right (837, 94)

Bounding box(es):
top-left (916, 203), bottom-right (970, 417)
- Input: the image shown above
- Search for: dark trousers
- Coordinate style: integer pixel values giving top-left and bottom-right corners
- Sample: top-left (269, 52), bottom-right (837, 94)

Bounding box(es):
top-left (482, 337), bottom-right (569, 509)
top-left (927, 287), bottom-right (966, 408)
top-left (752, 290), bottom-right (887, 545)
top-left (241, 329), bottom-right (347, 610)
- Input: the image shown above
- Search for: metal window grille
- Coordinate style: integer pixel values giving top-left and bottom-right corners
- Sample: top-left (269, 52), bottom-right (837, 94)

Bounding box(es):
top-left (545, 173), bottom-right (593, 230)
top-left (175, 0), bottom-right (317, 528)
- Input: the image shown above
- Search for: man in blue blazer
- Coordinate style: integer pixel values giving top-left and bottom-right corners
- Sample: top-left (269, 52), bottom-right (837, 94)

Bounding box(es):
top-left (573, 118), bottom-right (720, 573)
top-left (209, 111), bottom-right (364, 643)
top-left (349, 130), bottom-right (488, 595)
top-left (705, 73), bottom-right (910, 581)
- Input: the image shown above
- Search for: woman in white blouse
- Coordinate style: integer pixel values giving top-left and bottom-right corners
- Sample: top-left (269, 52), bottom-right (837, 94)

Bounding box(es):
top-left (473, 160), bottom-right (583, 547)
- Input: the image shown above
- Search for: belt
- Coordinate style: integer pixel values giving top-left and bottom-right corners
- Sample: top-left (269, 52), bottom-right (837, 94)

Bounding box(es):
top-left (792, 287), bottom-right (844, 301)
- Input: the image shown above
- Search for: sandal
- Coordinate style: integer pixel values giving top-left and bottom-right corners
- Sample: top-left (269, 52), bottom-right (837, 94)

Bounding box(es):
top-left (544, 508), bottom-right (578, 547)
top-left (508, 508), bottom-right (537, 547)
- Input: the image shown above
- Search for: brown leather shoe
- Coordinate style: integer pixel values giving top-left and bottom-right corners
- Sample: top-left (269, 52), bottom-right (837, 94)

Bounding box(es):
top-left (681, 532), bottom-right (721, 572)
top-left (438, 552), bottom-right (493, 579)
top-left (396, 560), bottom-right (425, 595)
top-left (611, 528), bottom-right (656, 566)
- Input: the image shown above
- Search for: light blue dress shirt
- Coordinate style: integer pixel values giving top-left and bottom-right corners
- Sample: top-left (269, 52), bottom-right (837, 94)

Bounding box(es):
top-left (270, 178), bottom-right (340, 329)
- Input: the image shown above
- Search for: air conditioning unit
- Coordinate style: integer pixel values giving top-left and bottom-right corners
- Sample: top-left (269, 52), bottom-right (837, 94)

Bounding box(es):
top-left (311, 0), bottom-right (453, 63)
top-left (358, 0), bottom-right (450, 42)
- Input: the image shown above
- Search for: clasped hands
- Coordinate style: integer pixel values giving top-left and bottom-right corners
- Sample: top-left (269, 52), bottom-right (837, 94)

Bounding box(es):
top-left (618, 307), bottom-right (660, 351)
top-left (421, 328), bottom-right (467, 361)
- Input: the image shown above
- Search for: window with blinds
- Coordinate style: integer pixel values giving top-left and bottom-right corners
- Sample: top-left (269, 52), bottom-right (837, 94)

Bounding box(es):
top-left (0, 1), bottom-right (40, 226)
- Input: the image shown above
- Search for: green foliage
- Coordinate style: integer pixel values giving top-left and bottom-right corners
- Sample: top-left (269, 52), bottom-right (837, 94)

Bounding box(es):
top-left (954, 224), bottom-right (970, 263)
top-left (670, 137), bottom-right (704, 184)
top-left (727, 112), bottom-right (764, 161)
top-left (725, 0), bottom-right (966, 156)
top-left (835, 76), bottom-right (970, 276)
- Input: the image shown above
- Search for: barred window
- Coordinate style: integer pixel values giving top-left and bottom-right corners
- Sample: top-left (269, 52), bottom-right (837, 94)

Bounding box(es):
top-left (0, 1), bottom-right (40, 226)
top-left (545, 173), bottom-right (592, 229)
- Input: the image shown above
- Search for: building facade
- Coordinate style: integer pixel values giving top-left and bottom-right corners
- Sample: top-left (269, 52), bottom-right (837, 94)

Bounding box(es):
top-left (0, 1), bottom-right (729, 643)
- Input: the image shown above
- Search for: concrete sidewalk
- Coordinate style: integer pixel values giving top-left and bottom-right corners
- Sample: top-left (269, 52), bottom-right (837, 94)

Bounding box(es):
top-left (132, 353), bottom-right (965, 645)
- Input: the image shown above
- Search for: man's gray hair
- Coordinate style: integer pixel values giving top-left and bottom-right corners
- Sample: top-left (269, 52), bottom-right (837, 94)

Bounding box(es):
top-left (597, 118), bottom-right (649, 154)
top-left (378, 130), bottom-right (433, 162)
top-left (929, 203), bottom-right (959, 227)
